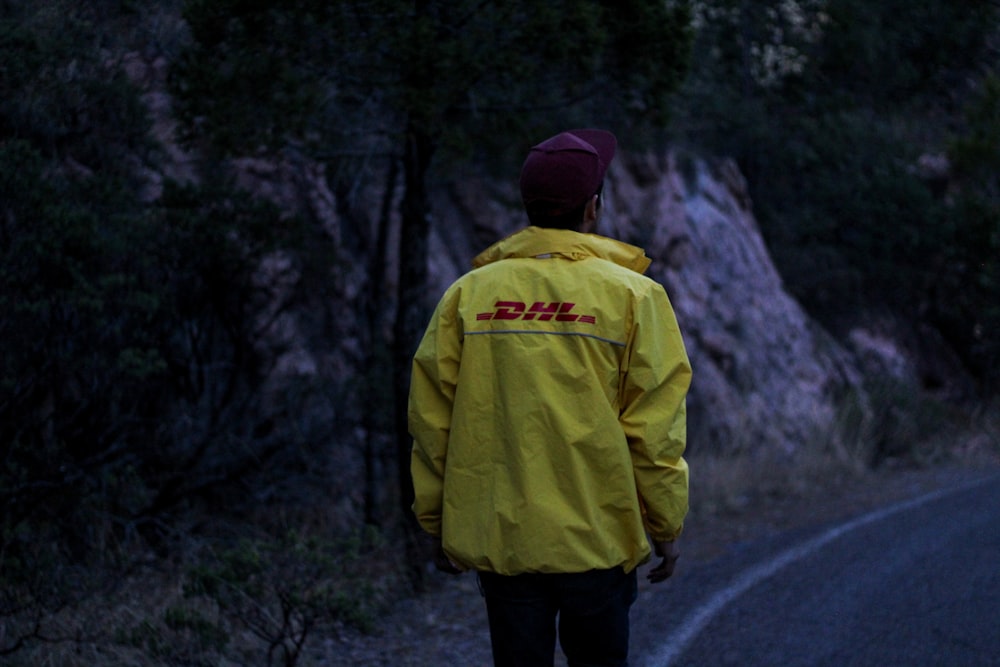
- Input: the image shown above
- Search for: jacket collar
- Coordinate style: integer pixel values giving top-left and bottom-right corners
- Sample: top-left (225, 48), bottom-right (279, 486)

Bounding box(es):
top-left (471, 226), bottom-right (651, 275)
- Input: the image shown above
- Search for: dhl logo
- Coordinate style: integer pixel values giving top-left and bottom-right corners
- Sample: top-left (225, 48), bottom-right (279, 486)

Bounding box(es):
top-left (476, 301), bottom-right (596, 324)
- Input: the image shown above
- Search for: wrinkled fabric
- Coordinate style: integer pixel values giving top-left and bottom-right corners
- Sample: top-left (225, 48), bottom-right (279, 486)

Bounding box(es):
top-left (410, 226), bottom-right (691, 575)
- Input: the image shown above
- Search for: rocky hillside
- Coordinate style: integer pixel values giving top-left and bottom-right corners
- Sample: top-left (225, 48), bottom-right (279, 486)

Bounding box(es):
top-left (126, 51), bottom-right (971, 478)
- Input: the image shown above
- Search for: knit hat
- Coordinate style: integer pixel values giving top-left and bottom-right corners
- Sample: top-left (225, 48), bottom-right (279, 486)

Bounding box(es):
top-left (519, 129), bottom-right (617, 216)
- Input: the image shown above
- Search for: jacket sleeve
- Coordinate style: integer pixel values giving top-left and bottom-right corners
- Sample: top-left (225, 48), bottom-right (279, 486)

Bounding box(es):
top-left (619, 282), bottom-right (692, 542)
top-left (408, 287), bottom-right (463, 537)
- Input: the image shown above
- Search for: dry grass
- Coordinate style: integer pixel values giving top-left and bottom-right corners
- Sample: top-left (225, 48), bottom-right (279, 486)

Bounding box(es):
top-left (683, 395), bottom-right (1000, 562)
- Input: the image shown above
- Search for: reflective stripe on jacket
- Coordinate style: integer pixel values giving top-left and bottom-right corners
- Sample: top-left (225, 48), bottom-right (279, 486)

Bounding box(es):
top-left (409, 226), bottom-right (691, 575)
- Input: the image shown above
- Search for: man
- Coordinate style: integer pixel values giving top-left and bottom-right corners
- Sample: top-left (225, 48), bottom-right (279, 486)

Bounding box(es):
top-left (409, 129), bottom-right (691, 667)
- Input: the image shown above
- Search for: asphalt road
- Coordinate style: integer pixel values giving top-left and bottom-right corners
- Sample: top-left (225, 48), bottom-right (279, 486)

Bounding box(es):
top-left (631, 473), bottom-right (1000, 667)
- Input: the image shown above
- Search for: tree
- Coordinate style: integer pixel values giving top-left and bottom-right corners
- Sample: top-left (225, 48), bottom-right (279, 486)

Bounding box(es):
top-left (673, 0), bottom-right (1000, 392)
top-left (171, 0), bottom-right (695, 580)
top-left (941, 73), bottom-right (1000, 391)
top-left (1, 3), bottom-right (336, 654)
top-left (1, 2), bottom-right (166, 651)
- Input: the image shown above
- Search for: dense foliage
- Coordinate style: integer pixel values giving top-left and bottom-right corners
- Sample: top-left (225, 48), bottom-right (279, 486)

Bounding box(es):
top-left (0, 2), bottom-right (336, 657)
top-left (1, 1), bottom-right (163, 641)
top-left (673, 0), bottom-right (1000, 390)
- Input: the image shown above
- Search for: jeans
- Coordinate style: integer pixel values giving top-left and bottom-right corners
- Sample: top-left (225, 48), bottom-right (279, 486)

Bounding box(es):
top-left (478, 566), bottom-right (638, 667)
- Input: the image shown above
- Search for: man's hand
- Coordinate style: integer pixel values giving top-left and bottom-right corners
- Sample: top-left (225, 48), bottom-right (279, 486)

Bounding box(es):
top-left (647, 539), bottom-right (680, 583)
top-left (432, 538), bottom-right (463, 575)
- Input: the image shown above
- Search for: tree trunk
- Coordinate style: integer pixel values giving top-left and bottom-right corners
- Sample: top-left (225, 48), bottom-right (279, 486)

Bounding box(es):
top-left (393, 118), bottom-right (435, 588)
top-left (360, 157), bottom-right (398, 527)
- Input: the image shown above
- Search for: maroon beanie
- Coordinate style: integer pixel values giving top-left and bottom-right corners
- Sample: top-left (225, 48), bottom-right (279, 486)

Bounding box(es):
top-left (519, 129), bottom-right (617, 216)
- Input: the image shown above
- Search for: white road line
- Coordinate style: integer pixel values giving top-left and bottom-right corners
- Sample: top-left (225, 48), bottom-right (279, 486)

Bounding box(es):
top-left (644, 475), bottom-right (995, 667)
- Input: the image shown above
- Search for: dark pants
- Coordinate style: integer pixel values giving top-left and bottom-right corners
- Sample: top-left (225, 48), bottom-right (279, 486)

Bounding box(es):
top-left (478, 567), bottom-right (638, 667)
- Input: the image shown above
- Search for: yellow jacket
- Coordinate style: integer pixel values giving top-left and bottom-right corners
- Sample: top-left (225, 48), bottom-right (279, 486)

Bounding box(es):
top-left (409, 226), bottom-right (691, 575)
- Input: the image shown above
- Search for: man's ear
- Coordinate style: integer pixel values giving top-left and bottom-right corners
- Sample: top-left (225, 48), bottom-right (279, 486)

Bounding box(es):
top-left (580, 195), bottom-right (600, 233)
